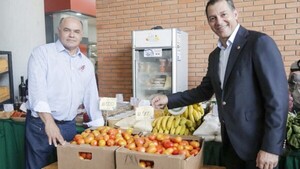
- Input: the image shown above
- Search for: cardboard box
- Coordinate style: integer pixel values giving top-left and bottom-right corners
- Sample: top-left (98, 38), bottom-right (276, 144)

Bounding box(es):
top-left (42, 162), bottom-right (57, 169)
top-left (57, 143), bottom-right (118, 169)
top-left (0, 86), bottom-right (10, 102)
top-left (116, 137), bottom-right (204, 169)
top-left (0, 58), bottom-right (8, 73)
top-left (201, 165), bottom-right (226, 169)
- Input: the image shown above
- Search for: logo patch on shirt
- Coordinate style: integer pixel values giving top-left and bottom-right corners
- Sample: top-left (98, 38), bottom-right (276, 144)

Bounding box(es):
top-left (79, 65), bottom-right (85, 72)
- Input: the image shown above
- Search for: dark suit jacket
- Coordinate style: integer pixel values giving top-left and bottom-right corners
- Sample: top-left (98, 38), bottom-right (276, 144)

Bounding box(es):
top-left (167, 26), bottom-right (288, 160)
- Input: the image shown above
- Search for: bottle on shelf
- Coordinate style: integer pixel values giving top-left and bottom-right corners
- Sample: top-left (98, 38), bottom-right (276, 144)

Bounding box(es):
top-left (14, 96), bottom-right (21, 111)
top-left (19, 76), bottom-right (26, 102)
top-left (25, 78), bottom-right (28, 100)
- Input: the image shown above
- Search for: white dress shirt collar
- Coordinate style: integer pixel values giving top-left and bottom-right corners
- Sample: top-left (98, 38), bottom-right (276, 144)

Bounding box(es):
top-left (55, 40), bottom-right (83, 57)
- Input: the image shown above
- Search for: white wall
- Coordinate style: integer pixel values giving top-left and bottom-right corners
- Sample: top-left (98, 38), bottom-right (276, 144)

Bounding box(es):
top-left (0, 0), bottom-right (45, 99)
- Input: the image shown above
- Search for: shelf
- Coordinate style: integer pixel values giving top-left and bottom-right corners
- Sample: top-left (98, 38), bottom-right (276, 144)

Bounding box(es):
top-left (0, 70), bottom-right (9, 75)
top-left (137, 72), bottom-right (171, 76)
top-left (144, 87), bottom-right (171, 91)
top-left (0, 51), bottom-right (14, 107)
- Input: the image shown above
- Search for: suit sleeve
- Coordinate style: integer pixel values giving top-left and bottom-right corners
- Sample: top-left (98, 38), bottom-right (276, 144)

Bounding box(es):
top-left (167, 53), bottom-right (216, 109)
top-left (253, 34), bottom-right (288, 155)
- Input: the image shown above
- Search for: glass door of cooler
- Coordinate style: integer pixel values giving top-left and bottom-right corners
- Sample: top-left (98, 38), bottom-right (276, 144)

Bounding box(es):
top-left (134, 48), bottom-right (172, 100)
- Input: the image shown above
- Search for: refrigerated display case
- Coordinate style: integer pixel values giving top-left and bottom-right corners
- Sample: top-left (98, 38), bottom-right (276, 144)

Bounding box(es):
top-left (132, 28), bottom-right (188, 100)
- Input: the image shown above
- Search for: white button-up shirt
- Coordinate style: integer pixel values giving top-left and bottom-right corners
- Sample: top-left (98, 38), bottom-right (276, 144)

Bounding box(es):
top-left (217, 24), bottom-right (240, 89)
top-left (27, 40), bottom-right (103, 124)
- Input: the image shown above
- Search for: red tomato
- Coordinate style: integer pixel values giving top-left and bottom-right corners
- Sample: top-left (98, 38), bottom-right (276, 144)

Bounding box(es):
top-left (171, 136), bottom-right (182, 143)
top-left (146, 145), bottom-right (157, 154)
top-left (98, 139), bottom-right (106, 147)
top-left (73, 134), bottom-right (83, 142)
top-left (76, 138), bottom-right (85, 145)
top-left (134, 137), bottom-right (145, 147)
top-left (148, 134), bottom-right (156, 141)
top-left (117, 139), bottom-right (127, 146)
top-left (136, 146), bottom-right (146, 153)
top-left (106, 139), bottom-right (115, 146)
top-left (189, 140), bottom-right (200, 148)
top-left (90, 140), bottom-right (98, 146)
top-left (139, 161), bottom-right (146, 168)
top-left (86, 153), bottom-right (92, 160)
top-left (162, 140), bottom-right (174, 149)
top-left (125, 142), bottom-right (136, 150)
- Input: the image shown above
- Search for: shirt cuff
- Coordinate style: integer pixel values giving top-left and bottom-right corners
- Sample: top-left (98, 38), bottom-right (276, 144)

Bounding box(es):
top-left (33, 101), bottom-right (51, 113)
top-left (84, 118), bottom-right (104, 127)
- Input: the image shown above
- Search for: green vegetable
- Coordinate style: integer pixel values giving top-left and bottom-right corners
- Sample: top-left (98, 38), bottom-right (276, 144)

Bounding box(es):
top-left (286, 112), bottom-right (300, 149)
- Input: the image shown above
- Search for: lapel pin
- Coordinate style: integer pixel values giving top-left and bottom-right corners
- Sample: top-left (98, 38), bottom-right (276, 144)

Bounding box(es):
top-left (237, 46), bottom-right (240, 49)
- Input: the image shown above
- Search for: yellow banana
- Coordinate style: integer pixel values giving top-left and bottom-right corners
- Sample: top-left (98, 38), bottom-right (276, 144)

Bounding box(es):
top-left (180, 125), bottom-right (186, 135)
top-left (161, 116), bottom-right (169, 130)
top-left (186, 119), bottom-right (194, 128)
top-left (174, 116), bottom-right (181, 127)
top-left (181, 108), bottom-right (188, 119)
top-left (166, 116), bottom-right (175, 130)
top-left (170, 127), bottom-right (176, 135)
top-left (152, 118), bottom-right (159, 127)
top-left (155, 116), bottom-right (163, 129)
top-left (179, 117), bottom-right (187, 126)
top-left (171, 120), bottom-right (175, 129)
top-left (193, 109), bottom-right (201, 122)
top-left (196, 119), bottom-right (202, 127)
top-left (199, 104), bottom-right (205, 116)
top-left (158, 128), bottom-right (164, 133)
top-left (189, 127), bottom-right (195, 132)
top-left (184, 129), bottom-right (189, 135)
top-left (193, 104), bottom-right (199, 112)
top-left (164, 129), bottom-right (170, 134)
top-left (175, 125), bottom-right (182, 135)
top-left (188, 105), bottom-right (195, 123)
top-left (163, 106), bottom-right (168, 116)
top-left (152, 128), bottom-right (158, 133)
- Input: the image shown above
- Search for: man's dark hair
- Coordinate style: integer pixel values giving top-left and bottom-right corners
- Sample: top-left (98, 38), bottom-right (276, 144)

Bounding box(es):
top-left (205, 0), bottom-right (236, 17)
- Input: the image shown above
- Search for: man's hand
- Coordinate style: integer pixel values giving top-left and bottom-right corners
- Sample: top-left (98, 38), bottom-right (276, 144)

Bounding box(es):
top-left (39, 112), bottom-right (66, 147)
top-left (256, 150), bottom-right (278, 169)
top-left (151, 95), bottom-right (168, 109)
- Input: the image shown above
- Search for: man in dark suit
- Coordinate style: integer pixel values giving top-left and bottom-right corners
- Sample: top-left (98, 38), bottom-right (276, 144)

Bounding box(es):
top-left (151, 0), bottom-right (288, 169)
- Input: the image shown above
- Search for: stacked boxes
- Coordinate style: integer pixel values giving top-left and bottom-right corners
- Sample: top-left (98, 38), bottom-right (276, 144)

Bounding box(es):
top-left (57, 135), bottom-right (204, 169)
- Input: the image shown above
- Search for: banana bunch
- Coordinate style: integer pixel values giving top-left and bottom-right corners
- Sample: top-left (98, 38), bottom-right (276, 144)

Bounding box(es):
top-left (154, 103), bottom-right (205, 135)
top-left (182, 103), bottom-right (205, 128)
top-left (152, 115), bottom-right (191, 135)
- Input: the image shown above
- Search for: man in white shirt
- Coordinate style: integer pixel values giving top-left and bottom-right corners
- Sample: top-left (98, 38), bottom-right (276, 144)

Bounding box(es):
top-left (25, 16), bottom-right (104, 169)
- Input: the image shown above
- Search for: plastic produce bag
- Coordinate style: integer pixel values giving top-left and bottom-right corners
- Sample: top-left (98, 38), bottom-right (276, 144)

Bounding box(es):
top-left (193, 104), bottom-right (221, 142)
top-left (114, 115), bottom-right (154, 132)
top-left (114, 115), bottom-right (136, 128)
top-left (133, 119), bottom-right (153, 132)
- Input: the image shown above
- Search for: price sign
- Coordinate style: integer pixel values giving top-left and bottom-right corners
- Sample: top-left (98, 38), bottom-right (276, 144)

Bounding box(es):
top-left (135, 106), bottom-right (154, 120)
top-left (99, 97), bottom-right (117, 111)
top-left (144, 48), bottom-right (162, 58)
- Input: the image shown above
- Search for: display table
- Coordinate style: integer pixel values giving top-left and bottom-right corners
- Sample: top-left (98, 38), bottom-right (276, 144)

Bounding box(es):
top-left (0, 119), bottom-right (299, 169)
top-left (0, 119), bottom-right (83, 169)
top-left (42, 162), bottom-right (226, 169)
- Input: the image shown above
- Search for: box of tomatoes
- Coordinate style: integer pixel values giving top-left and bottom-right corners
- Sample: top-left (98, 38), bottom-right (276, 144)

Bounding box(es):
top-left (57, 143), bottom-right (118, 169)
top-left (115, 134), bottom-right (204, 169)
top-left (57, 126), bottom-right (132, 169)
